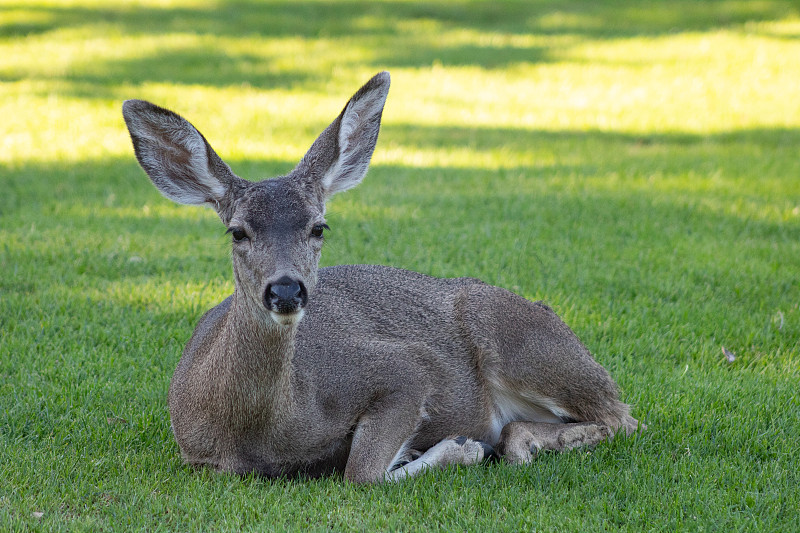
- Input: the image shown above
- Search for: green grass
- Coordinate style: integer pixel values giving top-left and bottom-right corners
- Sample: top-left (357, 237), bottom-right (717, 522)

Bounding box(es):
top-left (1, 0), bottom-right (799, 530)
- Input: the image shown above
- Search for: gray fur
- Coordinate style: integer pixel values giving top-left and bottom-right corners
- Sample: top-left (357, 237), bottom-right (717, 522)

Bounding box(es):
top-left (122, 71), bottom-right (641, 483)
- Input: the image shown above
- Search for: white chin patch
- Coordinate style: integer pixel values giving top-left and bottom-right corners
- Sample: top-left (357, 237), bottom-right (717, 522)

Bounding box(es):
top-left (269, 309), bottom-right (305, 327)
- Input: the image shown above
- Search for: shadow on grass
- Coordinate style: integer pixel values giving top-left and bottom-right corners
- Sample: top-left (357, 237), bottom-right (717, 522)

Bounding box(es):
top-left (2, 4), bottom-right (799, 520)
top-left (2, 0), bottom-right (798, 93)
top-left (3, 0), bottom-right (795, 40)
top-left (1, 126), bottom-right (797, 472)
top-left (3, 125), bottom-right (798, 211)
top-left (2, 124), bottom-right (797, 223)
top-left (2, 125), bottom-right (797, 322)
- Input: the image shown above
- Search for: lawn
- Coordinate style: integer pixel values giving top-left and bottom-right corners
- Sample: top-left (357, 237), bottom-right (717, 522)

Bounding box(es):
top-left (1, 0), bottom-right (799, 530)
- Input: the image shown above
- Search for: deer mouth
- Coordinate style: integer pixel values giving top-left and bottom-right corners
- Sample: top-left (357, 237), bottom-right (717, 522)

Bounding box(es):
top-left (269, 308), bottom-right (306, 327)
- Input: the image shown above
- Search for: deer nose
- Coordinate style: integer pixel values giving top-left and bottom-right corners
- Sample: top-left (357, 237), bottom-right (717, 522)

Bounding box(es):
top-left (265, 276), bottom-right (307, 313)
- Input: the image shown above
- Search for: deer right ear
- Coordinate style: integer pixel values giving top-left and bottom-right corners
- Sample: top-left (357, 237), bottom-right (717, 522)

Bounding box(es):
top-left (122, 100), bottom-right (244, 224)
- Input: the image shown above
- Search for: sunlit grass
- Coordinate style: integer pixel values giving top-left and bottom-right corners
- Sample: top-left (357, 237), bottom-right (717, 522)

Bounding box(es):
top-left (3, 2), bottom-right (800, 165)
top-left (1, 0), bottom-right (799, 531)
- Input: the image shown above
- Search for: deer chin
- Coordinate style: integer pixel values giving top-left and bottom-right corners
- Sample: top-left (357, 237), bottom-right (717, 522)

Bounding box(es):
top-left (269, 308), bottom-right (305, 327)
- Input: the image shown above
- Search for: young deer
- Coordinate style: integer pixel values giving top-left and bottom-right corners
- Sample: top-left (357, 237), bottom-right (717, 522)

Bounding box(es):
top-left (122, 72), bottom-right (640, 483)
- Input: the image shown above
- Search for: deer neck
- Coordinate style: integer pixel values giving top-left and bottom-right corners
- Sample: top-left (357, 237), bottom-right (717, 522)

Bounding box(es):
top-left (219, 290), bottom-right (299, 412)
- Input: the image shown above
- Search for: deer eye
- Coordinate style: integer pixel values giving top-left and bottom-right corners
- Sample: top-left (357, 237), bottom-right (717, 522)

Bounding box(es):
top-left (310, 223), bottom-right (329, 239)
top-left (227, 227), bottom-right (248, 242)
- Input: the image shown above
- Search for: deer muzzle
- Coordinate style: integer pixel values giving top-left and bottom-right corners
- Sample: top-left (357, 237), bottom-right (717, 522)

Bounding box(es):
top-left (265, 276), bottom-right (308, 316)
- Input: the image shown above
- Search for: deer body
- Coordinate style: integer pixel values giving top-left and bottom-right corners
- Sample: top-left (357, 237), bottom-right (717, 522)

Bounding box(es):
top-left (123, 72), bottom-right (639, 483)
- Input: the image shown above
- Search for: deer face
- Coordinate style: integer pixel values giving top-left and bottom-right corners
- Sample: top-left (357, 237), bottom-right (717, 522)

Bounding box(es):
top-left (123, 72), bottom-right (390, 328)
top-left (226, 178), bottom-right (327, 326)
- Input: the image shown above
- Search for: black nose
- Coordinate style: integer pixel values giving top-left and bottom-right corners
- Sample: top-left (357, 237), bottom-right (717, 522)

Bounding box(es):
top-left (265, 276), bottom-right (307, 313)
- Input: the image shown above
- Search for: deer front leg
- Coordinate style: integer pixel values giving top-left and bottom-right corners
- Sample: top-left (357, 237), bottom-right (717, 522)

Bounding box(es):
top-left (497, 421), bottom-right (611, 464)
top-left (344, 395), bottom-right (425, 484)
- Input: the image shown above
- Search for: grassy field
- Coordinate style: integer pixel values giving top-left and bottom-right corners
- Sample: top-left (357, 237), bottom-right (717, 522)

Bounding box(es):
top-left (1, 0), bottom-right (799, 530)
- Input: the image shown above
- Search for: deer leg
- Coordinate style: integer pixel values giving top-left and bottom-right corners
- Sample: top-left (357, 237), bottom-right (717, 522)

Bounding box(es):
top-left (497, 421), bottom-right (611, 464)
top-left (386, 436), bottom-right (495, 482)
top-left (391, 447), bottom-right (423, 466)
top-left (343, 393), bottom-right (430, 484)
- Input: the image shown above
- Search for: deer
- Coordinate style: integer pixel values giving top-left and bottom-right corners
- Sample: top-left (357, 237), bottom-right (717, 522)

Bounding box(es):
top-left (122, 71), bottom-right (641, 483)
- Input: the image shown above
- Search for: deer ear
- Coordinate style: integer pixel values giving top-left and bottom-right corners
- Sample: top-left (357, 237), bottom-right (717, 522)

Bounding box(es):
top-left (122, 100), bottom-right (245, 223)
top-left (294, 72), bottom-right (390, 202)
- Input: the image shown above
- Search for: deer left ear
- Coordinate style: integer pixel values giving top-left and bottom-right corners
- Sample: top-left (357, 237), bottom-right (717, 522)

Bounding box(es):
top-left (292, 71), bottom-right (390, 204)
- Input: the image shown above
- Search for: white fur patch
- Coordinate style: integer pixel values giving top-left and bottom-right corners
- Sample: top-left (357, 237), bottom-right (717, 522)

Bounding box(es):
top-left (269, 308), bottom-right (305, 327)
top-left (487, 376), bottom-right (568, 445)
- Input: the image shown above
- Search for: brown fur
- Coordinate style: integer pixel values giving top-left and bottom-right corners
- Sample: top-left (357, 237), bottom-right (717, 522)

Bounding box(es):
top-left (122, 72), bottom-right (641, 483)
